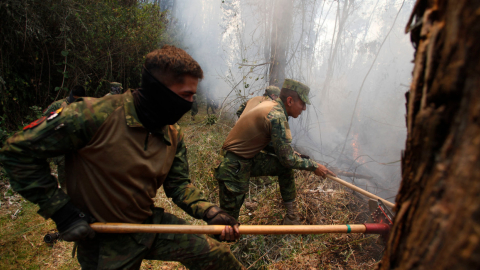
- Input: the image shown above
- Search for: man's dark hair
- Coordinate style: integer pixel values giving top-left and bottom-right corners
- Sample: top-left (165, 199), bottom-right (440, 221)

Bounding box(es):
top-left (279, 88), bottom-right (299, 104)
top-left (72, 85), bottom-right (86, 97)
top-left (144, 45), bottom-right (204, 87)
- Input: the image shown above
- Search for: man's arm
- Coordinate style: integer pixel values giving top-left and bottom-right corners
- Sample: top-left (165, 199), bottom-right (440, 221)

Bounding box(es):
top-left (270, 117), bottom-right (318, 171)
top-left (163, 127), bottom-right (239, 241)
top-left (42, 100), bottom-right (63, 116)
top-left (163, 127), bottom-right (215, 219)
top-left (235, 101), bottom-right (247, 118)
top-left (0, 101), bottom-right (101, 218)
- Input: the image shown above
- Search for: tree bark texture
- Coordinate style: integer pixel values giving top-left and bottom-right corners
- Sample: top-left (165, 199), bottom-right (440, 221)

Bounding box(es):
top-left (377, 0), bottom-right (480, 269)
top-left (268, 0), bottom-right (293, 87)
top-left (322, 0), bottom-right (353, 98)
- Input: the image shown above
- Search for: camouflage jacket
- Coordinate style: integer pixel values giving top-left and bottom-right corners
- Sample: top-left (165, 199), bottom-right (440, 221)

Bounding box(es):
top-left (235, 101), bottom-right (247, 118)
top-left (224, 99), bottom-right (318, 171)
top-left (0, 91), bottom-right (215, 222)
top-left (262, 99), bottom-right (318, 171)
top-left (42, 98), bottom-right (68, 116)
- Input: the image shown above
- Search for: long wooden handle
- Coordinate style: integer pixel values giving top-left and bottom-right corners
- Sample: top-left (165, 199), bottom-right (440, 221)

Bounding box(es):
top-left (90, 223), bottom-right (368, 234)
top-left (326, 175), bottom-right (395, 208)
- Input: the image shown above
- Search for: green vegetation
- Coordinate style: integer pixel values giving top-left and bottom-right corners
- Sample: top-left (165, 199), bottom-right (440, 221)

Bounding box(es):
top-left (0, 0), bottom-right (172, 135)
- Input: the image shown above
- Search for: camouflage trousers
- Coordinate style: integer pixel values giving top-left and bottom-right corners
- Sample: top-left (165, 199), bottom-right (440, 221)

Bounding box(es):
top-left (76, 208), bottom-right (243, 270)
top-left (214, 151), bottom-right (295, 219)
top-left (191, 103), bottom-right (198, 116)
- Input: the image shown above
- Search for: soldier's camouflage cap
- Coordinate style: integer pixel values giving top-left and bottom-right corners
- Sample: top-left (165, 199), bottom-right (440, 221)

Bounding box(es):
top-left (282, 79), bottom-right (311, 105)
top-left (110, 82), bottom-right (123, 89)
top-left (265, 85), bottom-right (280, 97)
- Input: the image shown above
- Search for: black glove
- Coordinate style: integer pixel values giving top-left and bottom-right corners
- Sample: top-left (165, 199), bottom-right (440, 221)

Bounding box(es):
top-left (203, 206), bottom-right (239, 241)
top-left (50, 202), bottom-right (95, 242)
top-left (294, 151), bottom-right (310, 159)
top-left (299, 154), bottom-right (310, 159)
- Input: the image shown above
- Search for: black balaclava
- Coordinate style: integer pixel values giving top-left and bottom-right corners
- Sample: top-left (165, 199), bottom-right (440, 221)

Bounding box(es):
top-left (67, 85), bottom-right (86, 103)
top-left (132, 67), bottom-right (193, 132)
top-left (67, 91), bottom-right (76, 103)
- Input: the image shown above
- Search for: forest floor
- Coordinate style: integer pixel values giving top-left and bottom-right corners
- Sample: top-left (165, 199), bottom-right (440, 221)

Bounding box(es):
top-left (0, 106), bottom-right (384, 269)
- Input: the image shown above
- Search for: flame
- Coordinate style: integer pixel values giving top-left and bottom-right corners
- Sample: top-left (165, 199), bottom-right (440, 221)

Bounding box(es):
top-left (351, 133), bottom-right (367, 165)
top-left (351, 133), bottom-right (359, 160)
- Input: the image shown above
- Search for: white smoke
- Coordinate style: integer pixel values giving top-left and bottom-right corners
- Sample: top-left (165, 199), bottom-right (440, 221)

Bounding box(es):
top-left (173, 0), bottom-right (415, 202)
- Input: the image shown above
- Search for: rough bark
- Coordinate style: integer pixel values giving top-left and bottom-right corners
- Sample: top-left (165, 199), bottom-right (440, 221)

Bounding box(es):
top-left (377, 0), bottom-right (480, 269)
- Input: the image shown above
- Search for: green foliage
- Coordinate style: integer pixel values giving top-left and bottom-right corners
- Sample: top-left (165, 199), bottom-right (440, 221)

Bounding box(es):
top-left (0, 115), bottom-right (13, 144)
top-left (204, 115), bottom-right (218, 125)
top-left (0, 0), bottom-right (173, 131)
top-left (25, 106), bottom-right (43, 123)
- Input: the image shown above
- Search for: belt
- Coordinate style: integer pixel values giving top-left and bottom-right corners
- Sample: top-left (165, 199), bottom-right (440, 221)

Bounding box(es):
top-left (220, 149), bottom-right (249, 160)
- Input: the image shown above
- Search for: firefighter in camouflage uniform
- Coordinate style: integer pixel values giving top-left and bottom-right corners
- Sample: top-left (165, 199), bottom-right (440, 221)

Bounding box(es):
top-left (191, 94), bottom-right (198, 120)
top-left (104, 82), bottom-right (123, 96)
top-left (0, 46), bottom-right (243, 270)
top-left (236, 85), bottom-right (280, 118)
top-left (215, 79), bottom-right (336, 225)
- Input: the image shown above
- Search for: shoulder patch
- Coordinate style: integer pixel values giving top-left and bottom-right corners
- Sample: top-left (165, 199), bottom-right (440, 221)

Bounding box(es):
top-left (47, 107), bottom-right (63, 121)
top-left (23, 116), bottom-right (47, 130)
top-left (284, 121), bottom-right (292, 140)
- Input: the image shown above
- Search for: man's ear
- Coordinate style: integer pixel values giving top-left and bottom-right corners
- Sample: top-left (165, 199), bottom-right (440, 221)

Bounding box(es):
top-left (286, 96), bottom-right (293, 106)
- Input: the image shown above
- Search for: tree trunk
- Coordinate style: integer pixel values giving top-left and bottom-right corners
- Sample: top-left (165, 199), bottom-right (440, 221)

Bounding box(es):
top-left (322, 0), bottom-right (353, 98)
top-left (268, 0), bottom-right (293, 87)
top-left (377, 0), bottom-right (480, 269)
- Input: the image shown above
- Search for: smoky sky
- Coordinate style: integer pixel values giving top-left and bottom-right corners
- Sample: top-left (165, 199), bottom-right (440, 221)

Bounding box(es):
top-left (173, 0), bottom-right (415, 202)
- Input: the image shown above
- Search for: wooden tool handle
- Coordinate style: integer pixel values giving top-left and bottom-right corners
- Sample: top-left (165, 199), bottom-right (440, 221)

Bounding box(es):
top-left (326, 175), bottom-right (395, 208)
top-left (90, 223), bottom-right (367, 234)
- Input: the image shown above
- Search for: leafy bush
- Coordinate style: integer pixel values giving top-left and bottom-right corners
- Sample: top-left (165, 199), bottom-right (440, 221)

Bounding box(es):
top-left (204, 115), bottom-right (218, 126)
top-left (0, 0), bottom-right (173, 132)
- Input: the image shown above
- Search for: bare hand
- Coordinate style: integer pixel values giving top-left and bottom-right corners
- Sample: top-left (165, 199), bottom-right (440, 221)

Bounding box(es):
top-left (314, 163), bottom-right (336, 178)
top-left (220, 224), bottom-right (240, 241)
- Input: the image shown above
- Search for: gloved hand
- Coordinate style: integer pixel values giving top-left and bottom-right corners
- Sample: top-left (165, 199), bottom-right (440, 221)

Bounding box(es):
top-left (50, 202), bottom-right (95, 242)
top-left (203, 206), bottom-right (240, 242)
top-left (294, 151), bottom-right (310, 159)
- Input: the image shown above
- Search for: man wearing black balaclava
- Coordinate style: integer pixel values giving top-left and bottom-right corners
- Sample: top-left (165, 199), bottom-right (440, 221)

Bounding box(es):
top-left (0, 45), bottom-right (243, 269)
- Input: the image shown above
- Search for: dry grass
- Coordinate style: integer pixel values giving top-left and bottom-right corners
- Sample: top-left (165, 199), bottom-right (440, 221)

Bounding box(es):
top-left (0, 107), bottom-right (383, 269)
top-left (0, 175), bottom-right (79, 270)
top-left (228, 172), bottom-right (383, 270)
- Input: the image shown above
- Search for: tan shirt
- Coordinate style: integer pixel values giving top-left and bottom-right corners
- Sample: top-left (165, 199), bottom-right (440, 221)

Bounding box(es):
top-left (241, 96), bottom-right (271, 116)
top-left (223, 100), bottom-right (276, 158)
top-left (223, 99), bottom-right (318, 171)
top-left (65, 105), bottom-right (179, 223)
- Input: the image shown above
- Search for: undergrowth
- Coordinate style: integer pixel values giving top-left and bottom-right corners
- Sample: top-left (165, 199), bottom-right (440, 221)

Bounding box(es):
top-left (0, 107), bottom-right (383, 269)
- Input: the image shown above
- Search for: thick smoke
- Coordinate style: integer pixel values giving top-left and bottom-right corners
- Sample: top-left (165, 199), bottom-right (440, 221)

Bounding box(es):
top-left (173, 0), bottom-right (415, 202)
